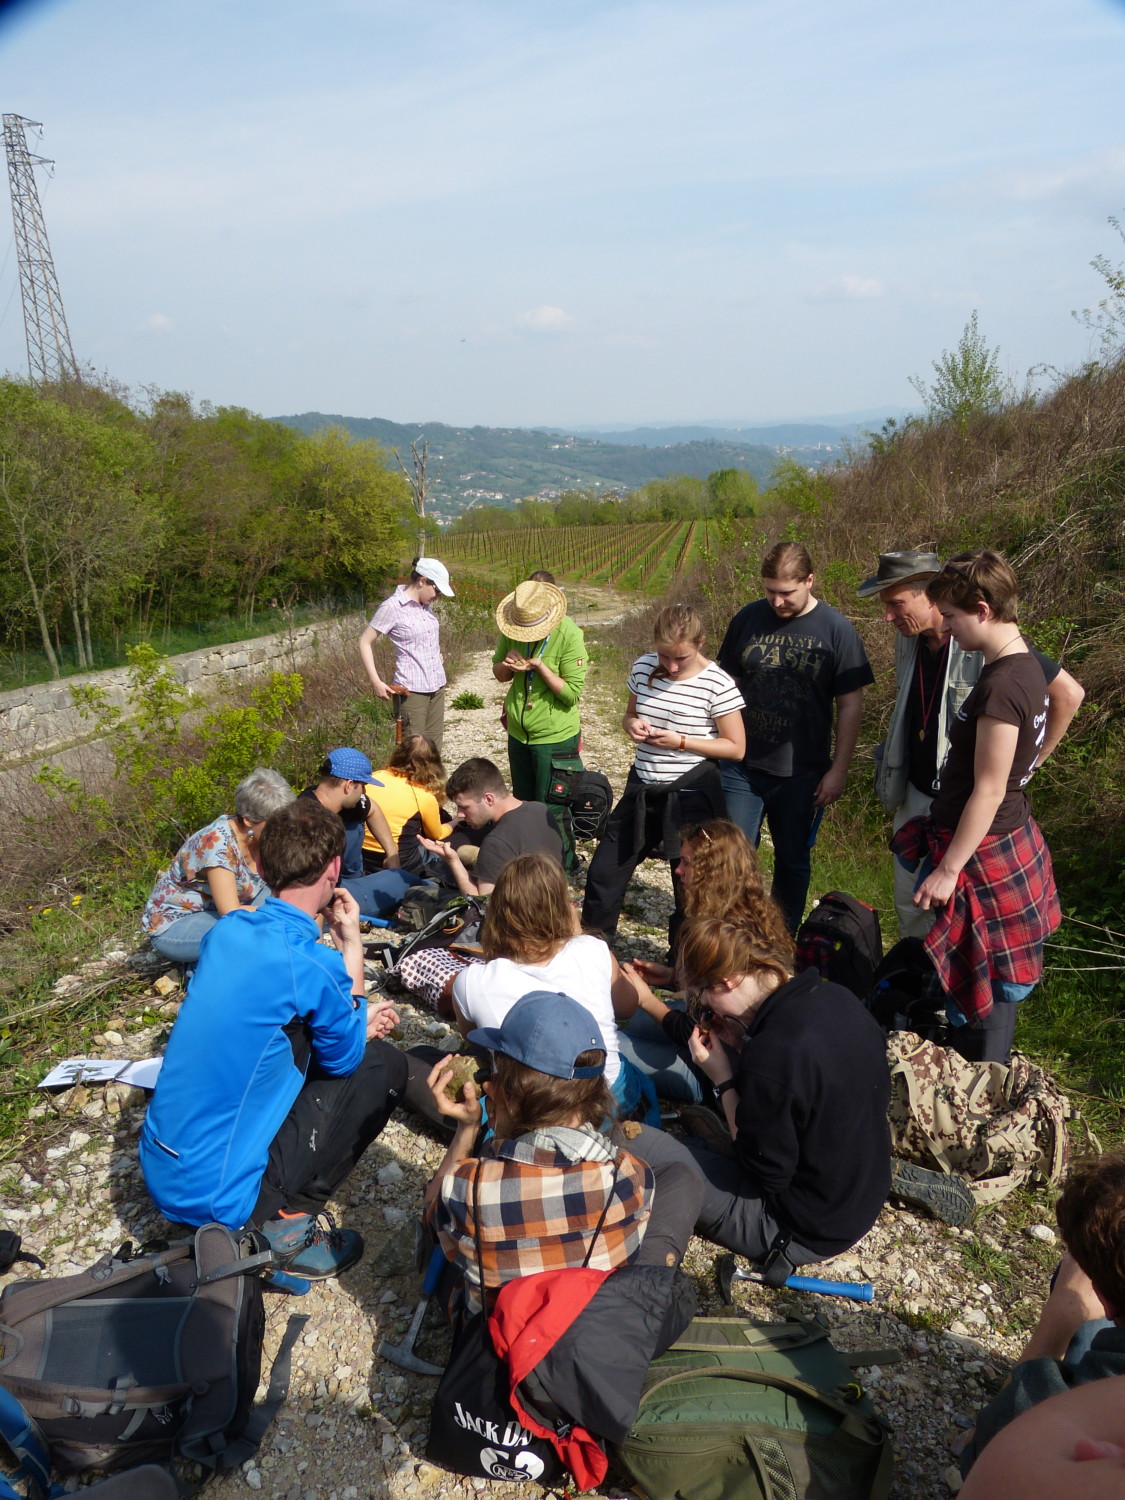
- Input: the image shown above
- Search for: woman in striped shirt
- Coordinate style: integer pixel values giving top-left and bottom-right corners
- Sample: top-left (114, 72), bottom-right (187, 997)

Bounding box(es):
top-left (581, 604), bottom-right (745, 944)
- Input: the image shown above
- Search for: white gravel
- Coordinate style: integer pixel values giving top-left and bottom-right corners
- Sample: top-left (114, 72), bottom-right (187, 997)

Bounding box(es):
top-left (1, 633), bottom-right (1065, 1499)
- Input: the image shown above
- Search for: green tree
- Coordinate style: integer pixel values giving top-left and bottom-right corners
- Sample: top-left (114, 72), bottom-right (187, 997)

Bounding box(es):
top-left (1075, 212), bottom-right (1125, 360)
top-left (767, 455), bottom-right (832, 516)
top-left (909, 311), bottom-right (1005, 429)
top-left (707, 467), bottom-right (758, 517)
top-left (294, 426), bottom-right (412, 593)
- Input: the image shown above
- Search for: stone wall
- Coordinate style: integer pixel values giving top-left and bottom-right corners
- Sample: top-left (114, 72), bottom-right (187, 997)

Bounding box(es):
top-left (0, 612), bottom-right (366, 768)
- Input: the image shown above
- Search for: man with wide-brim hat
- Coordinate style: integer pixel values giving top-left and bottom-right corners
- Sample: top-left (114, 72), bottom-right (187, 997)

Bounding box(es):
top-left (492, 576), bottom-right (588, 804)
top-left (860, 549), bottom-right (1083, 938)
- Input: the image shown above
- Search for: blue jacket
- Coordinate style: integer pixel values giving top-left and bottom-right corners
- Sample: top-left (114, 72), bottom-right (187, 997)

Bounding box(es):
top-left (140, 897), bottom-right (366, 1229)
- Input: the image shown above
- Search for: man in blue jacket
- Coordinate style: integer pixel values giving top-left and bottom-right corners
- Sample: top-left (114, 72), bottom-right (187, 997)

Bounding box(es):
top-left (140, 798), bottom-right (407, 1279)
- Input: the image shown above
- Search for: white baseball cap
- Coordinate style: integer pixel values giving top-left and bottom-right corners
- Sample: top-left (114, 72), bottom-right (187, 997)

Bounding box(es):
top-left (415, 558), bottom-right (455, 597)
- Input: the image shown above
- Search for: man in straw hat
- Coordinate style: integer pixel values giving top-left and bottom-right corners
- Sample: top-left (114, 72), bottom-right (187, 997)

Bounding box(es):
top-left (493, 574), bottom-right (588, 804)
top-left (858, 548), bottom-right (1083, 939)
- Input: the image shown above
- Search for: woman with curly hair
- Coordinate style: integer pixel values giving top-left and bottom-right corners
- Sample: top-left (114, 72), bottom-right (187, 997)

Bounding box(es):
top-left (617, 819), bottom-right (789, 1102)
top-left (671, 914), bottom-right (890, 1271)
top-left (362, 734), bottom-right (452, 878)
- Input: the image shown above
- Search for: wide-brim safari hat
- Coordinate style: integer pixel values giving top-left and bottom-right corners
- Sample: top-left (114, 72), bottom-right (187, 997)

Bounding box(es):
top-left (494, 580), bottom-right (568, 642)
top-left (857, 549), bottom-right (942, 598)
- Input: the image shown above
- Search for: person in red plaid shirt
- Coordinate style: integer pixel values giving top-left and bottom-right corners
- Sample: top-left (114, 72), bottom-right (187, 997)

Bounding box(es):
top-left (423, 991), bottom-right (702, 1315)
top-left (893, 549), bottom-right (1063, 1065)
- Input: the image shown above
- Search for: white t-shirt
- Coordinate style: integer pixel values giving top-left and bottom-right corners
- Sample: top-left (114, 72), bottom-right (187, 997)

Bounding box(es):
top-left (451, 934), bottom-right (621, 1084)
top-left (626, 654), bottom-right (744, 785)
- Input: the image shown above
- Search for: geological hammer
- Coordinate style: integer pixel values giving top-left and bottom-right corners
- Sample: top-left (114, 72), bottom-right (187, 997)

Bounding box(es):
top-left (378, 1245), bottom-right (445, 1377)
top-left (718, 1252), bottom-right (874, 1304)
top-left (389, 684), bottom-right (410, 744)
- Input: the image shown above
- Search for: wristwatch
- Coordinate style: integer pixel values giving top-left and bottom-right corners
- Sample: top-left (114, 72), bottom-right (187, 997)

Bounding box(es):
top-left (716, 1078), bottom-right (738, 1098)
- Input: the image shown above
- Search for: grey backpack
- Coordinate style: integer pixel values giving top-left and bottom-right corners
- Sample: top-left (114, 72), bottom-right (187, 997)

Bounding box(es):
top-left (0, 1223), bottom-right (303, 1480)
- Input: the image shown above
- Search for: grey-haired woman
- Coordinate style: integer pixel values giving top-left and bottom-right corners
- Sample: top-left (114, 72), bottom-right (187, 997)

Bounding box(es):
top-left (142, 768), bottom-right (295, 964)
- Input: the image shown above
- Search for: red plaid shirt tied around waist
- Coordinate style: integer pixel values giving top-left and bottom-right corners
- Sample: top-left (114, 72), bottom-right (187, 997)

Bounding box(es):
top-left (428, 1126), bottom-right (653, 1314)
top-left (891, 815), bottom-right (1061, 1026)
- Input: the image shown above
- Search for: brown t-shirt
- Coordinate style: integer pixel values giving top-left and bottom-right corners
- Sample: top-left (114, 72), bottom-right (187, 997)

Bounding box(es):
top-left (930, 652), bottom-right (1049, 836)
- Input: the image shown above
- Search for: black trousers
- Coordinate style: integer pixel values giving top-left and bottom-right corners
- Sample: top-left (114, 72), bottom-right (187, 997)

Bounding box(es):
top-left (581, 773), bottom-right (715, 941)
top-left (251, 1039), bottom-right (408, 1225)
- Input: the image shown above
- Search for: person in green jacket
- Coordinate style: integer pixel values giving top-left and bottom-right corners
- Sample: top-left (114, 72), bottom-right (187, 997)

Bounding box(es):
top-left (492, 574), bottom-right (588, 803)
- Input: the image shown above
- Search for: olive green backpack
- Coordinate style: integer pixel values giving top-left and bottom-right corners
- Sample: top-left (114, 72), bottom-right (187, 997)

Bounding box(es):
top-left (612, 1315), bottom-right (895, 1500)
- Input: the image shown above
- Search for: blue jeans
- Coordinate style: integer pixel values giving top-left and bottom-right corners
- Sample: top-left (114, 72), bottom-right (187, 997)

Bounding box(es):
top-left (341, 866), bottom-right (421, 918)
top-left (151, 909), bottom-right (221, 964)
top-left (719, 763), bottom-right (822, 933)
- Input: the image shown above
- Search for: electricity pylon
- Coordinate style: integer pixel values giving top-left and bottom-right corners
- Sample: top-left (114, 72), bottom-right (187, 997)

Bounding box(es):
top-left (3, 113), bottom-right (79, 385)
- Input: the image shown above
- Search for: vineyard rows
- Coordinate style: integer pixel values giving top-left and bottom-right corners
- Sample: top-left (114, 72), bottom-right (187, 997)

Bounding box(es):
top-left (441, 520), bottom-right (724, 589)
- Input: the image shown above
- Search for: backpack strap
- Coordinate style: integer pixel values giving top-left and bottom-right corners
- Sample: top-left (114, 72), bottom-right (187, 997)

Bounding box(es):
top-left (182, 1311), bottom-right (307, 1473)
top-left (0, 1385), bottom-right (54, 1500)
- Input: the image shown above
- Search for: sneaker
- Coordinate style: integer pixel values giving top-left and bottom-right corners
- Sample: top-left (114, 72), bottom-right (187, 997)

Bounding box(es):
top-left (678, 1104), bottom-right (736, 1159)
top-left (889, 1160), bottom-right (975, 1226)
top-left (259, 1210), bottom-right (365, 1279)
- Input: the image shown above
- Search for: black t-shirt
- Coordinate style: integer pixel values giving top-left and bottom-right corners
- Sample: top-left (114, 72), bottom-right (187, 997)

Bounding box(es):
top-left (930, 652), bottom-right (1050, 835)
top-left (907, 640), bottom-right (1060, 797)
top-left (474, 800), bottom-right (564, 887)
top-left (718, 599), bottom-right (875, 776)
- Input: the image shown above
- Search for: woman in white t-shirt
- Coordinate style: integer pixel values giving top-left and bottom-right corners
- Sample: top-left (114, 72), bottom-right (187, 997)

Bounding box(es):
top-left (452, 854), bottom-right (659, 1117)
top-left (581, 604), bottom-right (746, 943)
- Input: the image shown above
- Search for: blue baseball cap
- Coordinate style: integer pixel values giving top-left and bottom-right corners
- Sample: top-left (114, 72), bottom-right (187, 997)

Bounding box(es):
top-left (468, 991), bottom-right (605, 1080)
top-left (325, 747), bottom-right (381, 785)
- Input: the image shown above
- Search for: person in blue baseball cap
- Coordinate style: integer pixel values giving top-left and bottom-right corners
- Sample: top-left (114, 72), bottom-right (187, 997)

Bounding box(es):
top-left (423, 990), bottom-right (705, 1316)
top-left (299, 747), bottom-right (423, 917)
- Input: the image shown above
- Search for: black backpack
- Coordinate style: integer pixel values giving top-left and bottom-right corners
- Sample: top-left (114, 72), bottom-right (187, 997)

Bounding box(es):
top-left (867, 937), bottom-right (949, 1042)
top-left (0, 1223), bottom-right (303, 1482)
top-left (794, 892), bottom-right (883, 1000)
top-left (545, 759), bottom-right (613, 875)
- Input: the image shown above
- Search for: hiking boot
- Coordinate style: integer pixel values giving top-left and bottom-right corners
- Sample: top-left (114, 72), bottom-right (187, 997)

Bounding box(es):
top-left (259, 1210), bottom-right (364, 1279)
top-left (678, 1104), bottom-right (736, 1158)
top-left (889, 1160), bottom-right (975, 1226)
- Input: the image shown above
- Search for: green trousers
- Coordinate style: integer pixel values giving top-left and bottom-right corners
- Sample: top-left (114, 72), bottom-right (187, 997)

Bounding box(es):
top-left (506, 732), bottom-right (580, 804)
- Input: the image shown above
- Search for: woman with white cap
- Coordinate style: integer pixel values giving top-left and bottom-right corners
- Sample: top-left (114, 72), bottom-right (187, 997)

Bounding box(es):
top-left (493, 574), bottom-right (587, 804)
top-left (359, 557), bottom-right (455, 752)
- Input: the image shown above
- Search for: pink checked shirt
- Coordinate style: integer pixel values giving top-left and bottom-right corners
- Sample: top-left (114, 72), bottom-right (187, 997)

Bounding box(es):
top-left (369, 585), bottom-right (446, 693)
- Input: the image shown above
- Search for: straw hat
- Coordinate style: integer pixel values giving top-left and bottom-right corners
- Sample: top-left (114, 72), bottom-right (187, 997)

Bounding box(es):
top-left (495, 580), bottom-right (568, 642)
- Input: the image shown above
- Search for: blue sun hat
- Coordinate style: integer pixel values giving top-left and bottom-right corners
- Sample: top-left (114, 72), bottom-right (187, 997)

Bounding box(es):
top-left (468, 991), bottom-right (605, 1079)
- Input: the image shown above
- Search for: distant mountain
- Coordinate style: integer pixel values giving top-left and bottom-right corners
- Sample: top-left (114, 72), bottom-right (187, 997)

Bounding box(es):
top-left (553, 422), bottom-right (860, 450)
top-left (274, 412), bottom-right (791, 522)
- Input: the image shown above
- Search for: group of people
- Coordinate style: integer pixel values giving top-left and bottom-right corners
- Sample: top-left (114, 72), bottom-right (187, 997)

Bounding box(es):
top-left (132, 536), bottom-right (1098, 1490)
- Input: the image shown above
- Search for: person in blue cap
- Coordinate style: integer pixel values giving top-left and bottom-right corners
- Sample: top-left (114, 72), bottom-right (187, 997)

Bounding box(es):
top-left (299, 746), bottom-right (423, 916)
top-left (423, 991), bottom-right (703, 1315)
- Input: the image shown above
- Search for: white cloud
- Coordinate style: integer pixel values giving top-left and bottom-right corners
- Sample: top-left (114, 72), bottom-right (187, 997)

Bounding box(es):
top-left (811, 275), bottom-right (884, 302)
top-left (141, 312), bottom-right (174, 331)
top-left (517, 305), bottom-right (575, 334)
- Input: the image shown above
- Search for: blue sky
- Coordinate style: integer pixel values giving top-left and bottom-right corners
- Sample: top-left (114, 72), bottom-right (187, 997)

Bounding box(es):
top-left (1, 0), bottom-right (1123, 426)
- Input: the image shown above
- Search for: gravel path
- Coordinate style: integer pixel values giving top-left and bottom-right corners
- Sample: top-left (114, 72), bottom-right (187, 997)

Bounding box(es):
top-left (2, 629), bottom-right (1065, 1499)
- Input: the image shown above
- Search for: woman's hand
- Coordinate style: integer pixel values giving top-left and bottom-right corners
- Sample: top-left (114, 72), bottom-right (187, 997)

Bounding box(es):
top-left (914, 864), bottom-right (958, 910)
top-left (687, 1025), bottom-right (736, 1089)
top-left (625, 714), bottom-right (654, 744)
top-left (632, 958), bottom-right (675, 988)
top-left (502, 651), bottom-right (534, 672)
top-left (620, 961), bottom-right (666, 1019)
top-left (642, 726), bottom-right (683, 750)
top-left (427, 1059), bottom-right (483, 1126)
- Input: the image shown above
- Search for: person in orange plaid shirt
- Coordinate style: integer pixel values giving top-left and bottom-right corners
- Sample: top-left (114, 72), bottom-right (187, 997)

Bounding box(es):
top-left (423, 991), bottom-right (701, 1316)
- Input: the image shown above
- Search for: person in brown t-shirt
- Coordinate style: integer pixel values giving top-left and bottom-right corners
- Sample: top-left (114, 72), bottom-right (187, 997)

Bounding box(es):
top-left (911, 550), bottom-right (1061, 1064)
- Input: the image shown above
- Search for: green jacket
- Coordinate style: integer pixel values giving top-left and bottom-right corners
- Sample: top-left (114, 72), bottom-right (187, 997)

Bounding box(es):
top-left (494, 616), bottom-right (587, 745)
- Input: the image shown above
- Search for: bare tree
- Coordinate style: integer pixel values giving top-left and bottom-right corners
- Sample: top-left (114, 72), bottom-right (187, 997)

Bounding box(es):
top-left (393, 437), bottom-right (442, 553)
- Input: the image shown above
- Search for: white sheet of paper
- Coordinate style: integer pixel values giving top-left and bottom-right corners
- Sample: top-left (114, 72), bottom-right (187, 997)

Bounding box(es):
top-left (38, 1056), bottom-right (163, 1090)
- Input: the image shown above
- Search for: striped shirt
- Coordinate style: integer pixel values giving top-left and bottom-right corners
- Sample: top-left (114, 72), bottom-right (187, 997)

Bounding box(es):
top-left (368, 585), bottom-right (446, 693)
top-left (428, 1126), bottom-right (653, 1314)
top-left (627, 654), bottom-right (744, 785)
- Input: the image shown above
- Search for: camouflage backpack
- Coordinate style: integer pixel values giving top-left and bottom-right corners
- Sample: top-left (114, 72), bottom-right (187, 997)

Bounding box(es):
top-left (886, 1030), bottom-right (1076, 1205)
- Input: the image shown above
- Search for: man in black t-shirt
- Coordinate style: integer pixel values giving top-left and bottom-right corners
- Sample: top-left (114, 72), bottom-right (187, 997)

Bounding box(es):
top-left (718, 542), bottom-right (874, 932)
top-left (418, 756), bottom-right (563, 897)
top-left (858, 550), bottom-right (1084, 938)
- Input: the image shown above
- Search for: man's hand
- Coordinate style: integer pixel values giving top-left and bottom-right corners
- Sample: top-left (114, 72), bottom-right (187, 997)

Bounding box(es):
top-left (325, 886), bottom-right (362, 945)
top-left (418, 836), bottom-right (460, 865)
top-left (426, 1059), bottom-right (484, 1127)
top-left (365, 999), bottom-right (399, 1040)
top-left (814, 764), bottom-right (848, 807)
